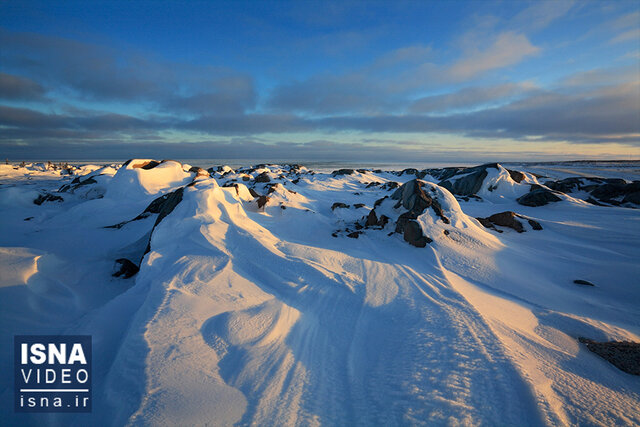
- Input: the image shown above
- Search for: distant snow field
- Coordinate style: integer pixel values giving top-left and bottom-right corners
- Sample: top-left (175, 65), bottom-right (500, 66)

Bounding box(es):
top-left (1, 160), bottom-right (639, 426)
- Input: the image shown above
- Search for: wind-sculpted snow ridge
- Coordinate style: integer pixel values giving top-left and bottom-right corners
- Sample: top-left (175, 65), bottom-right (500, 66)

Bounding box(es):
top-left (1, 159), bottom-right (639, 426)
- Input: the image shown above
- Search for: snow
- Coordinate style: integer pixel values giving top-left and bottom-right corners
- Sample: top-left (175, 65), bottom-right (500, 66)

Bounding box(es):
top-left (0, 160), bottom-right (639, 426)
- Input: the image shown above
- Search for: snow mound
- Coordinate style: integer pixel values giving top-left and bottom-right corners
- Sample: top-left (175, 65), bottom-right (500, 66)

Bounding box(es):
top-left (106, 159), bottom-right (194, 200)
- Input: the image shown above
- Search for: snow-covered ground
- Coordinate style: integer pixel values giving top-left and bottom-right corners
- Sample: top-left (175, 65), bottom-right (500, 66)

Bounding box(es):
top-left (0, 160), bottom-right (638, 426)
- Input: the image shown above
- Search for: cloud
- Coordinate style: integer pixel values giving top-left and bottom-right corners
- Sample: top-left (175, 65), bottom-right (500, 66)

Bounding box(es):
top-left (509, 0), bottom-right (575, 32)
top-left (0, 28), bottom-right (255, 113)
top-left (0, 72), bottom-right (46, 100)
top-left (448, 32), bottom-right (540, 80)
top-left (266, 74), bottom-right (395, 115)
top-left (610, 11), bottom-right (640, 30)
top-left (410, 83), bottom-right (535, 113)
top-left (372, 45), bottom-right (433, 68)
top-left (610, 28), bottom-right (640, 44)
top-left (2, 69), bottom-right (638, 148)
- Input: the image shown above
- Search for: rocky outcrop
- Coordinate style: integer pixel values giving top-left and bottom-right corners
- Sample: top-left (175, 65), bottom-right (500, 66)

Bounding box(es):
top-left (254, 172), bottom-right (271, 183)
top-left (364, 209), bottom-right (389, 228)
top-left (59, 175), bottom-right (98, 193)
top-left (390, 179), bottom-right (449, 247)
top-left (332, 169), bottom-right (355, 176)
top-left (257, 195), bottom-right (270, 209)
top-left (542, 176), bottom-right (640, 207)
top-left (189, 166), bottom-right (209, 178)
top-left (438, 163), bottom-right (499, 196)
top-left (477, 211), bottom-right (542, 233)
top-left (331, 202), bottom-right (350, 210)
top-left (402, 219), bottom-right (431, 247)
top-left (517, 185), bottom-right (562, 207)
top-left (113, 258), bottom-right (140, 279)
top-left (507, 169), bottom-right (525, 183)
top-left (124, 159), bottom-right (161, 169)
top-left (34, 193), bottom-right (64, 205)
top-left (578, 338), bottom-right (640, 375)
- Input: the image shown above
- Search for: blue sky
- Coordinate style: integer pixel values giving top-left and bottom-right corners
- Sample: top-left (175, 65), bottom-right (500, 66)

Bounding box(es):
top-left (0, 0), bottom-right (639, 161)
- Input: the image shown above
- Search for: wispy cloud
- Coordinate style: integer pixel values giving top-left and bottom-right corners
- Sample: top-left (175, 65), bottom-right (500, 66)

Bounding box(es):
top-left (448, 32), bottom-right (540, 80)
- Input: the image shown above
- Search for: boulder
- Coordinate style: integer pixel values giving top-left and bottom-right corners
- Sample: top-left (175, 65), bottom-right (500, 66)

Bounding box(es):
top-left (331, 202), bottom-right (350, 210)
top-left (34, 193), bottom-right (64, 205)
top-left (257, 195), bottom-right (270, 209)
top-left (189, 166), bottom-right (209, 178)
top-left (391, 179), bottom-right (432, 214)
top-left (254, 172), bottom-right (271, 183)
top-left (623, 191), bottom-right (640, 205)
top-left (403, 220), bottom-right (431, 248)
top-left (578, 338), bottom-right (640, 375)
top-left (113, 258), bottom-right (140, 278)
top-left (365, 210), bottom-right (378, 226)
top-left (517, 185), bottom-right (562, 207)
top-left (507, 169), bottom-right (526, 183)
top-left (332, 169), bottom-right (355, 176)
top-left (438, 164), bottom-right (499, 196)
top-left (574, 279), bottom-right (595, 286)
top-left (487, 211), bottom-right (524, 233)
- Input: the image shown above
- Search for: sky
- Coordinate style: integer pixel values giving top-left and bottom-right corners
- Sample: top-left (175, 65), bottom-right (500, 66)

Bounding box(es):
top-left (0, 0), bottom-right (639, 162)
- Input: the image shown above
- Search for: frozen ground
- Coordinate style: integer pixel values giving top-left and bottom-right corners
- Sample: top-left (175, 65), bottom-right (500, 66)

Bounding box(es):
top-left (0, 160), bottom-right (638, 426)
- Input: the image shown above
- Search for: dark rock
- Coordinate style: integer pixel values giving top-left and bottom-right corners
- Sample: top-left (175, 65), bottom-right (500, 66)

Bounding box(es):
top-left (365, 210), bottom-right (378, 226)
top-left (578, 338), bottom-right (640, 375)
top-left (189, 166), bottom-right (209, 177)
top-left (430, 200), bottom-right (450, 224)
top-left (440, 169), bottom-right (487, 196)
top-left (574, 279), bottom-right (595, 286)
top-left (395, 211), bottom-right (416, 234)
top-left (623, 191), bottom-right (640, 205)
top-left (507, 169), bottom-right (526, 183)
top-left (487, 211), bottom-right (524, 233)
top-left (255, 172), bottom-right (271, 183)
top-left (476, 217), bottom-right (494, 229)
top-left (249, 188), bottom-right (261, 198)
top-left (257, 195), bottom-right (270, 209)
top-left (129, 160), bottom-right (161, 170)
top-left (356, 169), bottom-right (369, 174)
top-left (443, 229), bottom-right (450, 236)
top-left (113, 258), bottom-right (139, 278)
top-left (403, 220), bottom-right (431, 247)
top-left (528, 219), bottom-right (543, 230)
top-left (354, 203), bottom-right (366, 208)
top-left (24, 217), bottom-right (34, 221)
top-left (590, 181), bottom-right (640, 203)
top-left (400, 168), bottom-right (419, 176)
top-left (383, 181), bottom-right (400, 191)
top-left (545, 177), bottom-right (583, 193)
top-left (332, 169), bottom-right (355, 176)
top-left (60, 176), bottom-right (98, 193)
top-left (347, 231), bottom-right (361, 239)
top-left (34, 193), bottom-right (64, 205)
top-left (391, 179), bottom-right (432, 214)
top-left (280, 205), bottom-right (286, 210)
top-left (517, 186), bottom-right (562, 207)
top-left (331, 202), bottom-right (350, 210)
top-left (365, 182), bottom-right (379, 188)
top-left (586, 197), bottom-right (607, 206)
